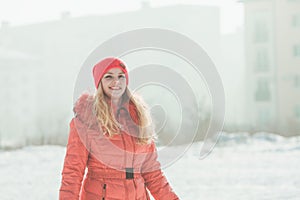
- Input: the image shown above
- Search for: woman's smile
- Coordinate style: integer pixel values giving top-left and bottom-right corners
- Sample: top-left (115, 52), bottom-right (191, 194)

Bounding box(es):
top-left (109, 86), bottom-right (122, 90)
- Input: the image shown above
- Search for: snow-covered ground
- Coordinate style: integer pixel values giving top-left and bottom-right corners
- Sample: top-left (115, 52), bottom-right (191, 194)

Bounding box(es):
top-left (0, 132), bottom-right (299, 200)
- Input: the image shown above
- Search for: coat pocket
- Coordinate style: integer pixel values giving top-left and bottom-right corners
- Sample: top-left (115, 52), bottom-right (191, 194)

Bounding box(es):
top-left (82, 177), bottom-right (106, 199)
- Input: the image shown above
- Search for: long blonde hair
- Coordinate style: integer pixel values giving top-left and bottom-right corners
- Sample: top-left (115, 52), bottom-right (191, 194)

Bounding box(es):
top-left (93, 86), bottom-right (155, 144)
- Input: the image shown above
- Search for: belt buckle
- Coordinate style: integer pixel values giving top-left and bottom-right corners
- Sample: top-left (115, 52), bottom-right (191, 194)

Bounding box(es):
top-left (125, 168), bottom-right (134, 179)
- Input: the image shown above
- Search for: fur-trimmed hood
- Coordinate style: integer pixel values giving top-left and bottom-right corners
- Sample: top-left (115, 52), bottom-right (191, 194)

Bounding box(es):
top-left (73, 93), bottom-right (98, 128)
top-left (73, 93), bottom-right (139, 129)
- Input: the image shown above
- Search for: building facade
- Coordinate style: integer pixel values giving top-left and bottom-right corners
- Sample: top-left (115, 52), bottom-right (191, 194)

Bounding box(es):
top-left (243, 0), bottom-right (300, 135)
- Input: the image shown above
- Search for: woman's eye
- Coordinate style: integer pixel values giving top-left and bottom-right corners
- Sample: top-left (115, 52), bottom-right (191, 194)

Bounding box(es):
top-left (119, 75), bottom-right (125, 79)
top-left (104, 75), bottom-right (112, 79)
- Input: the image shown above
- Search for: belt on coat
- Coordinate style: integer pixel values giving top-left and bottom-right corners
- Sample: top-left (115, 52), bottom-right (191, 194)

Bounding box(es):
top-left (88, 168), bottom-right (142, 180)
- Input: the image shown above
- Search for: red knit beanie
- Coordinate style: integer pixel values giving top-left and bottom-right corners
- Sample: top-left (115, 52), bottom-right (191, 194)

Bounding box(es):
top-left (92, 57), bottom-right (129, 89)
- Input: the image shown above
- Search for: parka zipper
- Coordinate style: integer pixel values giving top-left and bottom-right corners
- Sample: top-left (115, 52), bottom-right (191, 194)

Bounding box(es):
top-left (102, 184), bottom-right (106, 200)
top-left (120, 133), bottom-right (129, 200)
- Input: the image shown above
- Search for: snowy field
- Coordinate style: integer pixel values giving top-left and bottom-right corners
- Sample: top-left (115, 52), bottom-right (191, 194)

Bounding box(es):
top-left (0, 132), bottom-right (299, 200)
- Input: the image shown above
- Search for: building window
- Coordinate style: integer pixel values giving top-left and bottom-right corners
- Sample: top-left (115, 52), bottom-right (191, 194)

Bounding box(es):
top-left (292, 13), bottom-right (300, 27)
top-left (253, 19), bottom-right (268, 43)
top-left (295, 105), bottom-right (300, 119)
top-left (255, 48), bottom-right (269, 72)
top-left (293, 45), bottom-right (300, 57)
top-left (255, 78), bottom-right (271, 101)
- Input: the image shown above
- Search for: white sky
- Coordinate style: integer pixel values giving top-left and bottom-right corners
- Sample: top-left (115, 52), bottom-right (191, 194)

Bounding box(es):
top-left (0, 0), bottom-right (244, 34)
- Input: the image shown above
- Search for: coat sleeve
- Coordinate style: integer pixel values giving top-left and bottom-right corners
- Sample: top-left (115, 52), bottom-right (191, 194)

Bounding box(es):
top-left (141, 142), bottom-right (180, 200)
top-left (59, 118), bottom-right (89, 200)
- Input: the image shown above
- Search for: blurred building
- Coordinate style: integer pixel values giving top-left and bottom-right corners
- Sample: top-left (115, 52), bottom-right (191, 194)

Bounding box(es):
top-left (243, 0), bottom-right (300, 135)
top-left (220, 30), bottom-right (246, 131)
top-left (0, 4), bottom-right (222, 147)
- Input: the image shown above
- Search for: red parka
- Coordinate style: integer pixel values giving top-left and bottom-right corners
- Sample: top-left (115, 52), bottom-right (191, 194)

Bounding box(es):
top-left (59, 94), bottom-right (179, 200)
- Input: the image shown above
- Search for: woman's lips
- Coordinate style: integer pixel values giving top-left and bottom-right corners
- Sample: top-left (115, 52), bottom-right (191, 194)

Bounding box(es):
top-left (109, 86), bottom-right (121, 90)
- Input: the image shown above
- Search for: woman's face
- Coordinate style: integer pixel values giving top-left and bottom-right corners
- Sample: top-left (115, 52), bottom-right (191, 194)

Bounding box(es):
top-left (101, 68), bottom-right (127, 101)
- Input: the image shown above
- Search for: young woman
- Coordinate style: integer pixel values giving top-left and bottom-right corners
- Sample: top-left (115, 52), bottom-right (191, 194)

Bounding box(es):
top-left (59, 57), bottom-right (179, 200)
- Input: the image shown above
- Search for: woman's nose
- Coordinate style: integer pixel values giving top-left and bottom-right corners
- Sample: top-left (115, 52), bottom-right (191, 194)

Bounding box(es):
top-left (111, 77), bottom-right (120, 84)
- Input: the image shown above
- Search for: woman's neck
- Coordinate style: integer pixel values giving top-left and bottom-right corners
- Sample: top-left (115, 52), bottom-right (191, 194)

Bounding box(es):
top-left (111, 98), bottom-right (121, 107)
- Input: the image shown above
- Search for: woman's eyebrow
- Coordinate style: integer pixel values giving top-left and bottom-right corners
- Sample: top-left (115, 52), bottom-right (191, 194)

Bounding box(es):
top-left (104, 72), bottom-right (125, 75)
